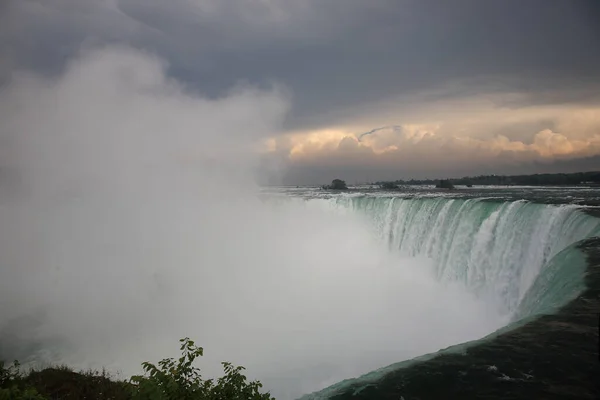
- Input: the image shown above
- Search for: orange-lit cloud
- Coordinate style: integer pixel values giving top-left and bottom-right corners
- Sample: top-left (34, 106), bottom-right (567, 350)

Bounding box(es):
top-left (264, 99), bottom-right (600, 170)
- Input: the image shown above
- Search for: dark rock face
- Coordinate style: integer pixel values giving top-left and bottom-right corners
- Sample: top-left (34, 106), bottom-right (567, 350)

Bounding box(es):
top-left (436, 180), bottom-right (455, 189)
top-left (322, 179), bottom-right (348, 190)
top-left (307, 238), bottom-right (600, 400)
top-left (379, 182), bottom-right (399, 190)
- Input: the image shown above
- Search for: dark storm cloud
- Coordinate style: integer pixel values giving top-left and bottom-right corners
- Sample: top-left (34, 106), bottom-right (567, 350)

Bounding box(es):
top-left (2, 0), bottom-right (600, 130)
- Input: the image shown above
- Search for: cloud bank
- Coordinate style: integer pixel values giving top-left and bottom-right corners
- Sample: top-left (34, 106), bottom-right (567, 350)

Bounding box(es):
top-left (2, 1), bottom-right (600, 183)
top-left (265, 97), bottom-right (600, 184)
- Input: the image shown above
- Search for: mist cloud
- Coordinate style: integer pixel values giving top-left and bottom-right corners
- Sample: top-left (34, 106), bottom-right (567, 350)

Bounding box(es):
top-left (0, 44), bottom-right (288, 364)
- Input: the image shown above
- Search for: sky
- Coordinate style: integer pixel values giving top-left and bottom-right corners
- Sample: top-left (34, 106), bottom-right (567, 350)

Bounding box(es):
top-left (2, 0), bottom-right (600, 184)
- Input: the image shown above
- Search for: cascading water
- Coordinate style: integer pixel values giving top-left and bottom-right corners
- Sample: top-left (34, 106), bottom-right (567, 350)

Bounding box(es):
top-left (295, 193), bottom-right (600, 400)
top-left (310, 195), bottom-right (600, 320)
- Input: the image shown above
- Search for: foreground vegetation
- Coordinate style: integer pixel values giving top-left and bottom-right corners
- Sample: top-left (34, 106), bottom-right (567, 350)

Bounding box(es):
top-left (0, 338), bottom-right (274, 400)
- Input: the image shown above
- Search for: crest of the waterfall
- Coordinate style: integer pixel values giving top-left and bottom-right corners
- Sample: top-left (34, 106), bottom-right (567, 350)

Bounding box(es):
top-left (322, 196), bottom-right (600, 317)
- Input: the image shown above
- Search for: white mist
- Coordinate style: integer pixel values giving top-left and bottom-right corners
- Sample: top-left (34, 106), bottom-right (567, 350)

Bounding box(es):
top-left (0, 46), bottom-right (505, 399)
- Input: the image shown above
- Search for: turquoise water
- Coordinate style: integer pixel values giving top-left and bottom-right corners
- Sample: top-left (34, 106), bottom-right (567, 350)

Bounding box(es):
top-left (304, 196), bottom-right (600, 319)
top-left (292, 193), bottom-right (600, 399)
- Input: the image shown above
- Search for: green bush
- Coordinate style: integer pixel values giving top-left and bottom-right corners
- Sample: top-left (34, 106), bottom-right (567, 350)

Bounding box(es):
top-left (130, 338), bottom-right (274, 400)
top-left (0, 361), bottom-right (46, 400)
top-left (0, 386), bottom-right (47, 400)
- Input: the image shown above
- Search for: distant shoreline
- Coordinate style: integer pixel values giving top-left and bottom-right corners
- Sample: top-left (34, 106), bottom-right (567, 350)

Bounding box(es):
top-left (267, 183), bottom-right (600, 189)
top-left (267, 170), bottom-right (600, 188)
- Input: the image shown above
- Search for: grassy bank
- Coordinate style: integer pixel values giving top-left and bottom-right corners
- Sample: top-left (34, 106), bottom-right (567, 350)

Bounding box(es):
top-left (1, 361), bottom-right (130, 399)
top-left (1, 338), bottom-right (274, 400)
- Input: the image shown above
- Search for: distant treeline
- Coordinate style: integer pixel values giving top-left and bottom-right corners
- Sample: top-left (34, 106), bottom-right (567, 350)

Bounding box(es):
top-left (375, 171), bottom-right (600, 187)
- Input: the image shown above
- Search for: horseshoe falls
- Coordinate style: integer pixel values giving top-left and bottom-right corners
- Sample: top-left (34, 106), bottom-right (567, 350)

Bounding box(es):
top-left (316, 196), bottom-right (599, 317)
top-left (294, 191), bottom-right (600, 400)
